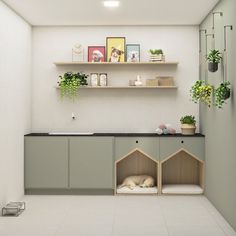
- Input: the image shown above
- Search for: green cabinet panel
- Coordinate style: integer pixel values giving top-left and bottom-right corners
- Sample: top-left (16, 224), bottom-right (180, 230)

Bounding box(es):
top-left (115, 137), bottom-right (159, 160)
top-left (159, 137), bottom-right (205, 161)
top-left (25, 137), bottom-right (68, 189)
top-left (69, 137), bottom-right (114, 189)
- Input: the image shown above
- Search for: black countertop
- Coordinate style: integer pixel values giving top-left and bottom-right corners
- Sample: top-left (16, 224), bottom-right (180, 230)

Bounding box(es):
top-left (25, 133), bottom-right (204, 137)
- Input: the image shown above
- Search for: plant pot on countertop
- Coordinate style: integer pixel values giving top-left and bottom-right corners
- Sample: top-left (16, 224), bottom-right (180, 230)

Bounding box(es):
top-left (181, 124), bottom-right (196, 135)
top-left (208, 62), bottom-right (218, 72)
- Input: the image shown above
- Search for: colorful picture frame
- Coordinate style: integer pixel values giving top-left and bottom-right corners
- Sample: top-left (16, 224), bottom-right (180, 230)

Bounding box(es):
top-left (126, 44), bottom-right (140, 62)
top-left (88, 46), bottom-right (105, 62)
top-left (106, 37), bottom-right (126, 63)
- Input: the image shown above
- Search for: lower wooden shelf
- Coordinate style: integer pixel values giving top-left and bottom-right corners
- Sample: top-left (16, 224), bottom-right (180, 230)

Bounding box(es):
top-left (162, 184), bottom-right (204, 195)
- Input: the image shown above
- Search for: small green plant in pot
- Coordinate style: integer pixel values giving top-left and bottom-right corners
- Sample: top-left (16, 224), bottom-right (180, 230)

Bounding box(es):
top-left (58, 72), bottom-right (88, 101)
top-left (180, 115), bottom-right (196, 135)
top-left (149, 49), bottom-right (164, 61)
top-left (190, 80), bottom-right (213, 107)
top-left (207, 50), bottom-right (222, 72)
top-left (214, 81), bottom-right (231, 108)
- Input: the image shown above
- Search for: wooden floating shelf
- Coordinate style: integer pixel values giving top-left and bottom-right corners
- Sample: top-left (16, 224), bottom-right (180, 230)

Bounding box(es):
top-left (56, 86), bottom-right (178, 89)
top-left (54, 62), bottom-right (179, 66)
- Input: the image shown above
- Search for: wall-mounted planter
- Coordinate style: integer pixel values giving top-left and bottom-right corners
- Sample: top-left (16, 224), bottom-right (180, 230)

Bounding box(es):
top-left (208, 62), bottom-right (218, 72)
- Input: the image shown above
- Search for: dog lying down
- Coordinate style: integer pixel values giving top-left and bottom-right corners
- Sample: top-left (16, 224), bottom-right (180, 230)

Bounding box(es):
top-left (118, 175), bottom-right (155, 190)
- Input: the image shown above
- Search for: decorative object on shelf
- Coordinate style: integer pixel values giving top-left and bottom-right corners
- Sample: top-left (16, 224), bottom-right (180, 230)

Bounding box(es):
top-left (106, 37), bottom-right (126, 62)
top-left (134, 75), bottom-right (143, 86)
top-left (149, 49), bottom-right (164, 62)
top-left (72, 43), bottom-right (84, 62)
top-left (206, 49), bottom-right (222, 72)
top-left (155, 123), bottom-right (176, 135)
top-left (99, 73), bottom-right (108, 86)
top-left (90, 73), bottom-right (99, 86)
top-left (2, 202), bottom-right (25, 217)
top-left (58, 72), bottom-right (88, 101)
top-left (190, 80), bottom-right (213, 107)
top-left (88, 46), bottom-right (105, 62)
top-left (157, 76), bottom-right (174, 86)
top-left (126, 44), bottom-right (140, 62)
top-left (180, 115), bottom-right (196, 135)
top-left (129, 80), bottom-right (136, 86)
top-left (214, 81), bottom-right (231, 109)
top-left (146, 79), bottom-right (159, 87)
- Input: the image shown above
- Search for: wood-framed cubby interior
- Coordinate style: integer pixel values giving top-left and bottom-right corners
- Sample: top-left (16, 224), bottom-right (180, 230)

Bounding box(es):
top-left (115, 149), bottom-right (159, 195)
top-left (160, 149), bottom-right (204, 194)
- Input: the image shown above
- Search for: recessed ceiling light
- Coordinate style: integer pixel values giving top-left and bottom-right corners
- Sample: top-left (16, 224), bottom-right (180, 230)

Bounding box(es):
top-left (103, 1), bottom-right (120, 8)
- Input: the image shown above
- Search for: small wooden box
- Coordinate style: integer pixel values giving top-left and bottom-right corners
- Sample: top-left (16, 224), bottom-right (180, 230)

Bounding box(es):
top-left (146, 79), bottom-right (159, 86)
top-left (157, 76), bottom-right (174, 86)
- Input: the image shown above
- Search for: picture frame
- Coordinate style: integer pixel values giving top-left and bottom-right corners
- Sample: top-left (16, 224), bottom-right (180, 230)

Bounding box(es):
top-left (88, 46), bottom-right (106, 62)
top-left (106, 37), bottom-right (126, 63)
top-left (126, 44), bottom-right (140, 62)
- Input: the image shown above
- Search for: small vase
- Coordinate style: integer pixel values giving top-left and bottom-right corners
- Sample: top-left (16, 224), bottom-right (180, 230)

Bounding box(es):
top-left (208, 62), bottom-right (218, 72)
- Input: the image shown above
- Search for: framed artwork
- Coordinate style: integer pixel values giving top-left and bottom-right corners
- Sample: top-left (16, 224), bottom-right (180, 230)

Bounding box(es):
top-left (88, 46), bottom-right (105, 62)
top-left (106, 37), bottom-right (126, 63)
top-left (126, 44), bottom-right (140, 62)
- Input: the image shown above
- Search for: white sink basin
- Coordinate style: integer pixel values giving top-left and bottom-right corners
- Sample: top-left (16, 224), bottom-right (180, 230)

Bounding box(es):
top-left (48, 132), bottom-right (94, 135)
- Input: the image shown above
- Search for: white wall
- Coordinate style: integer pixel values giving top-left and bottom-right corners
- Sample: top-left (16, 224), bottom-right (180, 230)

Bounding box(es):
top-left (0, 1), bottom-right (31, 205)
top-left (32, 26), bottom-right (199, 133)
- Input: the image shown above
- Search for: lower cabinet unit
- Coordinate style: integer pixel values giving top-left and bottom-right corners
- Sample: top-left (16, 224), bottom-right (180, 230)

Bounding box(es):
top-left (25, 137), bottom-right (68, 189)
top-left (69, 137), bottom-right (114, 189)
top-left (24, 134), bottom-right (205, 195)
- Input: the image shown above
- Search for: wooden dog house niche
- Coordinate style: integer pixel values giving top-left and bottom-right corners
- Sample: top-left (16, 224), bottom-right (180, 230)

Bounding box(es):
top-left (161, 149), bottom-right (204, 195)
top-left (115, 148), bottom-right (158, 195)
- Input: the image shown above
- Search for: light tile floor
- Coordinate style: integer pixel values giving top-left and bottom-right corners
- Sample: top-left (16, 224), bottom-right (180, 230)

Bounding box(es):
top-left (0, 195), bottom-right (235, 236)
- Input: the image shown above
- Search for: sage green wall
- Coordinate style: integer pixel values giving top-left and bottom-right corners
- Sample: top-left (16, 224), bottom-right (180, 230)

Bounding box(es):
top-left (200, 0), bottom-right (236, 230)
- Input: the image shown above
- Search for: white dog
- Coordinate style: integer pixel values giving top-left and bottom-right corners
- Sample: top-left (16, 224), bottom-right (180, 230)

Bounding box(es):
top-left (118, 175), bottom-right (154, 190)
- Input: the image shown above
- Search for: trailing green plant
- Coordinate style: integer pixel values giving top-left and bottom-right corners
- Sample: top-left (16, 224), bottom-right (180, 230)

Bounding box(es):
top-left (206, 50), bottom-right (222, 63)
top-left (214, 81), bottom-right (231, 108)
top-left (149, 49), bottom-right (163, 55)
top-left (180, 115), bottom-right (196, 125)
top-left (190, 80), bottom-right (213, 107)
top-left (58, 72), bottom-right (88, 101)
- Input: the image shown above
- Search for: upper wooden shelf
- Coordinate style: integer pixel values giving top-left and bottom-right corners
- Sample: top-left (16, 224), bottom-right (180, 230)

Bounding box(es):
top-left (54, 62), bottom-right (179, 66)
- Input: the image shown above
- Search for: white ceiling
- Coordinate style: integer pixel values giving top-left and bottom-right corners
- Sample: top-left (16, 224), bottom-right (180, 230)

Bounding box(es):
top-left (2, 0), bottom-right (220, 26)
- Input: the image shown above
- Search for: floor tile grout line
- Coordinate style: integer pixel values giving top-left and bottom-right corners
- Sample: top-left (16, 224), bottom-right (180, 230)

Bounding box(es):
top-left (200, 196), bottom-right (229, 236)
top-left (158, 197), bottom-right (171, 236)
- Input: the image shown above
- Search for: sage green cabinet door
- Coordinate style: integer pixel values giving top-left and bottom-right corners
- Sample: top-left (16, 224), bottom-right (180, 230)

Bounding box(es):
top-left (115, 137), bottom-right (159, 160)
top-left (159, 137), bottom-right (205, 161)
top-left (25, 137), bottom-right (69, 189)
top-left (69, 137), bottom-right (114, 189)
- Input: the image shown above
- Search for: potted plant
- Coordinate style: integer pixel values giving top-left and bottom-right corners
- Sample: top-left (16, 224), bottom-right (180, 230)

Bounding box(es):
top-left (149, 49), bottom-right (164, 61)
top-left (180, 115), bottom-right (196, 135)
top-left (190, 80), bottom-right (213, 107)
top-left (214, 81), bottom-right (231, 108)
top-left (207, 49), bottom-right (222, 72)
top-left (58, 72), bottom-right (88, 101)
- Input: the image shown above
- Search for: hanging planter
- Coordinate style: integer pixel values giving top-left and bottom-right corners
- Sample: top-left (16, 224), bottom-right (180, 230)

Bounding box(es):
top-left (58, 72), bottom-right (88, 101)
top-left (190, 80), bottom-right (213, 107)
top-left (208, 62), bottom-right (218, 73)
top-left (206, 50), bottom-right (222, 72)
top-left (214, 81), bottom-right (231, 108)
